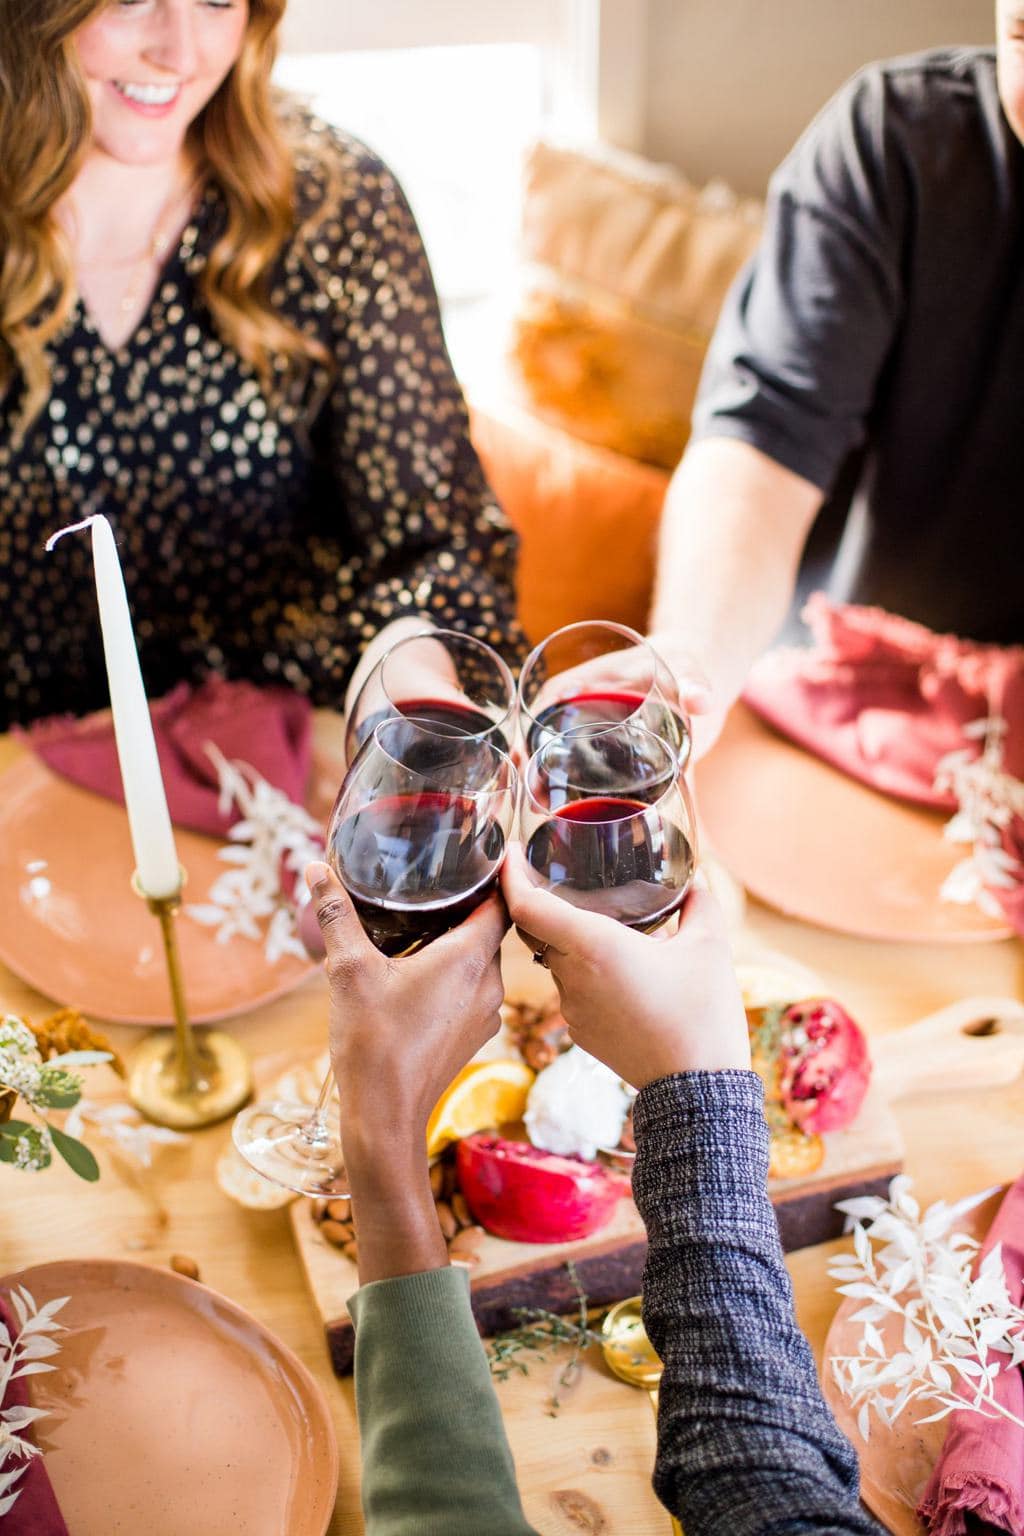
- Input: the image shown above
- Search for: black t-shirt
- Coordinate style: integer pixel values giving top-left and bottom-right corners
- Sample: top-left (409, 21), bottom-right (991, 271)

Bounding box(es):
top-left (692, 47), bottom-right (1024, 644)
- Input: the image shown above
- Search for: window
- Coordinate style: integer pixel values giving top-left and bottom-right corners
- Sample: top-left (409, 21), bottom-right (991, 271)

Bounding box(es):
top-left (274, 2), bottom-right (647, 378)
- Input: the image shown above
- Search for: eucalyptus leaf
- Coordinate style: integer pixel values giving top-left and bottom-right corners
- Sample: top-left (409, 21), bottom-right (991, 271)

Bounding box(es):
top-left (49, 1126), bottom-right (100, 1182)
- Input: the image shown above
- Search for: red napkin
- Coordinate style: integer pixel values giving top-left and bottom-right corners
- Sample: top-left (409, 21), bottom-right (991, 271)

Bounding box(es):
top-left (19, 677), bottom-right (314, 838)
top-left (0, 1294), bottom-right (69, 1536)
top-left (917, 1176), bottom-right (1024, 1536)
top-left (743, 594), bottom-right (1024, 931)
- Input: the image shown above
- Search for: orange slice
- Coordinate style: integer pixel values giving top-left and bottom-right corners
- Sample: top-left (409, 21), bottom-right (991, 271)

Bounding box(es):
top-left (425, 1059), bottom-right (535, 1158)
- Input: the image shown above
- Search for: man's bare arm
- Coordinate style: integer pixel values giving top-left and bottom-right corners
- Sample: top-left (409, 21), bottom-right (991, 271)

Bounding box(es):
top-left (649, 437), bottom-right (823, 757)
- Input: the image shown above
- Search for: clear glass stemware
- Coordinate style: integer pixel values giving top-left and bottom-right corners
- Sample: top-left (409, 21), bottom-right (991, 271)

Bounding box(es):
top-left (233, 718), bottom-right (517, 1197)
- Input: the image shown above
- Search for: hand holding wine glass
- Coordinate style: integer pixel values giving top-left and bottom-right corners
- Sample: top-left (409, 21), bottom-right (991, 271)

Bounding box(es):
top-left (344, 628), bottom-right (516, 768)
top-left (517, 620), bottom-right (692, 765)
top-left (307, 863), bottom-right (507, 1158)
top-left (233, 719), bottom-right (516, 1196)
top-left (501, 851), bottom-right (750, 1090)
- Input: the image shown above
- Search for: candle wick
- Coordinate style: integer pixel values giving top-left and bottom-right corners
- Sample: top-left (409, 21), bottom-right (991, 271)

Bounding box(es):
top-left (45, 517), bottom-right (98, 553)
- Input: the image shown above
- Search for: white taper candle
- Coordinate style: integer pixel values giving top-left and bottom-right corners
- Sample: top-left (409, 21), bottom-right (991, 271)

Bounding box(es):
top-left (46, 515), bottom-right (181, 899)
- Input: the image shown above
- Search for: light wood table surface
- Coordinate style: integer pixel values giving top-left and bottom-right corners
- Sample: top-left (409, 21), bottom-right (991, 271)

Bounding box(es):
top-left (0, 729), bottom-right (1021, 1535)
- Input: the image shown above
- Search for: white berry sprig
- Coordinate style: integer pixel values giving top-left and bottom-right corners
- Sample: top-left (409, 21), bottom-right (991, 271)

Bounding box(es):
top-left (0, 1287), bottom-right (68, 1518)
top-left (184, 744), bottom-right (322, 964)
top-left (828, 1176), bottom-right (1024, 1443)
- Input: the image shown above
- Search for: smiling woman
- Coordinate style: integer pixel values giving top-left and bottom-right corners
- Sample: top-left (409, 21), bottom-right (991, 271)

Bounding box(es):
top-left (0, 0), bottom-right (525, 728)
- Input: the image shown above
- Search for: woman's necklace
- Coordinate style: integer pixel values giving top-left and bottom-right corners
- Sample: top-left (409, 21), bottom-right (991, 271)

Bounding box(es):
top-left (74, 172), bottom-right (203, 322)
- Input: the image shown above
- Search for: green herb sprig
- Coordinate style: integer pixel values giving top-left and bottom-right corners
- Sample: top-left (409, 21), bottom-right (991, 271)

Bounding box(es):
top-left (488, 1262), bottom-right (605, 1416)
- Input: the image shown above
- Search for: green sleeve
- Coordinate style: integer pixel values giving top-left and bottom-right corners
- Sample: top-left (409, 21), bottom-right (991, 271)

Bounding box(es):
top-left (348, 1265), bottom-right (539, 1536)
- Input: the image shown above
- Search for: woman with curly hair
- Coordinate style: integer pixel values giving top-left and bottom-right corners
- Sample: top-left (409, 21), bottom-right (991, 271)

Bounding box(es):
top-left (0, 0), bottom-right (523, 726)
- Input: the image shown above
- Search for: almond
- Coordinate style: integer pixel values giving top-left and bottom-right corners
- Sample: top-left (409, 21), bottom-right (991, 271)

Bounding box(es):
top-left (326, 1198), bottom-right (351, 1223)
top-left (170, 1254), bottom-right (200, 1281)
top-left (342, 1240), bottom-right (359, 1263)
top-left (435, 1200), bottom-right (458, 1241)
top-left (449, 1225), bottom-right (485, 1258)
top-left (320, 1219), bottom-right (351, 1247)
top-left (451, 1193), bottom-right (471, 1228)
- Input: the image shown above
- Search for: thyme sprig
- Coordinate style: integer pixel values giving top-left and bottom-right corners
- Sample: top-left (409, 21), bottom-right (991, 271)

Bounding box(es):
top-left (488, 1262), bottom-right (605, 1416)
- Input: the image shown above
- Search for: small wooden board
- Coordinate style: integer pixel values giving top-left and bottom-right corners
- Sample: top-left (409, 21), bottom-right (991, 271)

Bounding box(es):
top-left (291, 1079), bottom-right (903, 1377)
top-left (289, 930), bottom-right (1024, 1379)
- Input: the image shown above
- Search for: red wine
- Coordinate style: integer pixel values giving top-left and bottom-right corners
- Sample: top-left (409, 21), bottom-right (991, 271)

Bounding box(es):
top-left (331, 792), bottom-right (505, 955)
top-left (529, 691), bottom-right (687, 756)
top-left (525, 796), bottom-right (693, 933)
top-left (355, 698), bottom-right (509, 755)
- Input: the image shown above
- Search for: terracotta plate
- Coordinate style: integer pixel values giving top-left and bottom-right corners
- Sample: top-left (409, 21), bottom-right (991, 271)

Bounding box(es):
top-left (0, 752), bottom-right (322, 1025)
top-left (1, 1259), bottom-right (338, 1536)
top-left (821, 1189), bottom-right (1001, 1534)
top-left (695, 704), bottom-right (1012, 943)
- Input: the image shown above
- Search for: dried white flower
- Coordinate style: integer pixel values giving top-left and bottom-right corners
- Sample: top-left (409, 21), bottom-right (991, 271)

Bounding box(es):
top-left (0, 1287), bottom-right (68, 1519)
top-left (184, 745), bottom-right (323, 965)
top-left (935, 715), bottom-right (1024, 919)
top-left (63, 1100), bottom-right (187, 1169)
top-left (828, 1176), bottom-right (1024, 1442)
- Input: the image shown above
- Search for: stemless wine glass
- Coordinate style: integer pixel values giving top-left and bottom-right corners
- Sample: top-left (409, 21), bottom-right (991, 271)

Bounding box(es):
top-left (520, 721), bottom-right (697, 934)
top-left (233, 718), bottom-right (517, 1196)
top-left (343, 628), bottom-right (517, 768)
top-left (517, 620), bottom-right (690, 767)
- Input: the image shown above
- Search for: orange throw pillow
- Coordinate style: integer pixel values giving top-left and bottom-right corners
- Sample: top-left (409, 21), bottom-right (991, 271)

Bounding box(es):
top-left (469, 400), bottom-right (669, 656)
top-left (512, 141), bottom-right (762, 470)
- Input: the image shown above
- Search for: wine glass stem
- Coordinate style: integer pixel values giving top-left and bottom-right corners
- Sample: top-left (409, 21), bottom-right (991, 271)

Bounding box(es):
top-left (300, 1067), bottom-right (337, 1153)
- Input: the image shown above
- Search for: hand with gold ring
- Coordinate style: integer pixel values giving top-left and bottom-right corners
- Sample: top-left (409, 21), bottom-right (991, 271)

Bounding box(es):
top-left (502, 847), bottom-right (749, 1090)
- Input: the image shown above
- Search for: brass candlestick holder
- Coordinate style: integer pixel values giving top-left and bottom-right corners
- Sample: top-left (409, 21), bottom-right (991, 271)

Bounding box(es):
top-left (127, 871), bottom-right (251, 1130)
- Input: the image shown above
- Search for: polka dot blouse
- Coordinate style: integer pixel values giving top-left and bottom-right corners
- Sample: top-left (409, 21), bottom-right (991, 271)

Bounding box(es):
top-left (0, 114), bottom-right (524, 729)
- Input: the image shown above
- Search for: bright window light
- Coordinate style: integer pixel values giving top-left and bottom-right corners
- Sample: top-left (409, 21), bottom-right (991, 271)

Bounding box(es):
top-left (273, 45), bottom-right (546, 312)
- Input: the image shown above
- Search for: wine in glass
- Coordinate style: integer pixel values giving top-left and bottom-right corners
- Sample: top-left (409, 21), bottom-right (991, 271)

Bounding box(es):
top-left (232, 719), bottom-right (517, 1195)
top-left (344, 628), bottom-right (516, 768)
top-left (518, 619), bottom-right (690, 766)
top-left (520, 721), bottom-right (696, 933)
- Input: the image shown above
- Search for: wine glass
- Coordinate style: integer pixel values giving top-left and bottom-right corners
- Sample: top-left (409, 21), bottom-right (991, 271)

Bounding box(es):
top-left (517, 620), bottom-right (690, 767)
top-left (519, 721), bottom-right (697, 933)
top-left (344, 628), bottom-right (517, 768)
top-left (232, 718), bottom-right (517, 1196)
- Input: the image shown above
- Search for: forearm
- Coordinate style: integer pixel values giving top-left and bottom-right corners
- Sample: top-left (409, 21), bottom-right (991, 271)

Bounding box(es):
top-left (649, 439), bottom-right (821, 743)
top-left (349, 1266), bottom-right (538, 1536)
top-left (344, 1134), bottom-right (449, 1285)
top-left (632, 1071), bottom-right (880, 1536)
top-left (345, 1136), bottom-right (537, 1536)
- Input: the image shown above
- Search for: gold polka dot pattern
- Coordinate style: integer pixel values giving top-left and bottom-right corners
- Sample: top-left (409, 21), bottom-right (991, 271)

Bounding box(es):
top-left (0, 114), bottom-right (525, 727)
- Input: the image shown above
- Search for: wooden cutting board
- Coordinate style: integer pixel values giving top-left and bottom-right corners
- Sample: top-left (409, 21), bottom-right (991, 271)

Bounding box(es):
top-left (290, 991), bottom-right (1024, 1377)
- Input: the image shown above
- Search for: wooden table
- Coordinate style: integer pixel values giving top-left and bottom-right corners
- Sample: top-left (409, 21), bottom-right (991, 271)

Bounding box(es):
top-left (1, 729), bottom-right (1021, 1535)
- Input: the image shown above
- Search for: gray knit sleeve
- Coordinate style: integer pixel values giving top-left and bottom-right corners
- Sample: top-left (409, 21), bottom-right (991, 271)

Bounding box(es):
top-left (631, 1070), bottom-right (882, 1535)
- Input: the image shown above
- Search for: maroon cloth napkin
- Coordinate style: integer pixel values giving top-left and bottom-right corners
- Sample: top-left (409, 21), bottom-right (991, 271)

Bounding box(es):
top-left (743, 593), bottom-right (1024, 931)
top-left (917, 1176), bottom-right (1024, 1536)
top-left (20, 676), bottom-right (314, 838)
top-left (0, 1294), bottom-right (69, 1536)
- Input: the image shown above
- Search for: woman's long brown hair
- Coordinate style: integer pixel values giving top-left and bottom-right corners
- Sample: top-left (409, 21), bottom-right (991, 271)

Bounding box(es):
top-left (0, 0), bottom-right (329, 443)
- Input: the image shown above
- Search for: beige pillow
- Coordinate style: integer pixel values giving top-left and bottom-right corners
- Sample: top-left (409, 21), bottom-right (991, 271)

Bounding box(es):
top-left (511, 141), bottom-right (762, 469)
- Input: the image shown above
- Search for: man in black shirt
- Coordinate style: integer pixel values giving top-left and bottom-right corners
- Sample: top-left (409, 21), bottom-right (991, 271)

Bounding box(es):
top-left (649, 4), bottom-right (1024, 757)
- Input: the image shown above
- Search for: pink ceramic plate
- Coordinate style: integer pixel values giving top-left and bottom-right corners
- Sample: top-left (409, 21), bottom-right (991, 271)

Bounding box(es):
top-left (821, 1189), bottom-right (1001, 1533)
top-left (0, 753), bottom-right (322, 1025)
top-left (695, 704), bottom-right (1012, 943)
top-left (1, 1259), bottom-right (338, 1536)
